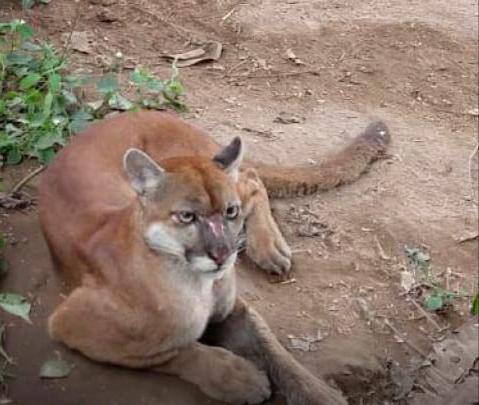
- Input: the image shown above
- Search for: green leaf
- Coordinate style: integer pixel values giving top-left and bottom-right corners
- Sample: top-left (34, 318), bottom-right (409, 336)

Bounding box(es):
top-left (425, 294), bottom-right (444, 311)
top-left (33, 131), bottom-right (63, 150)
top-left (61, 89), bottom-right (78, 106)
top-left (36, 147), bottom-right (56, 164)
top-left (471, 293), bottom-right (479, 316)
top-left (6, 148), bottom-right (22, 165)
top-left (108, 93), bottom-right (133, 111)
top-left (129, 68), bottom-right (163, 92)
top-left (39, 358), bottom-right (71, 379)
top-left (165, 79), bottom-right (184, 96)
top-left (48, 73), bottom-right (61, 93)
top-left (96, 74), bottom-right (119, 95)
top-left (19, 73), bottom-right (41, 90)
top-left (69, 110), bottom-right (93, 133)
top-left (64, 74), bottom-right (91, 88)
top-left (404, 245), bottom-right (430, 275)
top-left (15, 23), bottom-right (34, 40)
top-left (0, 293), bottom-right (31, 323)
top-left (43, 92), bottom-right (53, 117)
top-left (6, 53), bottom-right (33, 66)
top-left (129, 68), bottom-right (148, 85)
top-left (0, 133), bottom-right (15, 150)
top-left (22, 0), bottom-right (36, 9)
top-left (22, 41), bottom-right (42, 52)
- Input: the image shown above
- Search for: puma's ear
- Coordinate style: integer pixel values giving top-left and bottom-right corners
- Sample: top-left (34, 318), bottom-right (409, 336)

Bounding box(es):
top-left (213, 137), bottom-right (244, 182)
top-left (123, 148), bottom-right (165, 195)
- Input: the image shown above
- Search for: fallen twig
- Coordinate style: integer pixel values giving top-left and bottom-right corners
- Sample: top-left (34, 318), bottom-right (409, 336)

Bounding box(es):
top-left (384, 318), bottom-right (429, 358)
top-left (374, 235), bottom-right (391, 261)
top-left (222, 6), bottom-right (239, 21)
top-left (290, 249), bottom-right (312, 255)
top-left (273, 278), bottom-right (297, 285)
top-left (407, 298), bottom-right (444, 332)
top-left (0, 324), bottom-right (13, 364)
top-left (457, 231), bottom-right (479, 244)
top-left (227, 69), bottom-right (320, 79)
top-left (467, 142), bottom-right (478, 204)
top-left (10, 166), bottom-right (45, 194)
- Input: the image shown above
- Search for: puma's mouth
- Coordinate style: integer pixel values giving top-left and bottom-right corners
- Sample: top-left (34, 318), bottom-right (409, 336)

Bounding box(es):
top-left (189, 251), bottom-right (238, 274)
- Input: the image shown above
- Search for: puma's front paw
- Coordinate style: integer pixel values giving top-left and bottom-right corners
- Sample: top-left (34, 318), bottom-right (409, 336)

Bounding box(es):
top-left (202, 348), bottom-right (271, 404)
top-left (246, 216), bottom-right (292, 275)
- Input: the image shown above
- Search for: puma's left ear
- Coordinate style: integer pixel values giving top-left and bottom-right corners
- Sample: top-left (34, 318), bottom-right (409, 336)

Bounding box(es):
top-left (213, 137), bottom-right (244, 182)
top-left (123, 148), bottom-right (165, 195)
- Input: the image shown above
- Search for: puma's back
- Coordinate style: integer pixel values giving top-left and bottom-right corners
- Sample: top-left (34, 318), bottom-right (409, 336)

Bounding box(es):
top-left (39, 111), bottom-right (236, 287)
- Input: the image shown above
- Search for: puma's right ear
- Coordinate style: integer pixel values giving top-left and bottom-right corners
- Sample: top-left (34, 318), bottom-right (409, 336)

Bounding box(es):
top-left (213, 137), bottom-right (244, 182)
top-left (123, 148), bottom-right (165, 195)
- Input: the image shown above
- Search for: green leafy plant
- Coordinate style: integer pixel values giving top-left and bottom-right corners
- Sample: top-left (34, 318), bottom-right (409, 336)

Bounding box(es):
top-left (22, 0), bottom-right (51, 9)
top-left (471, 293), bottom-right (479, 316)
top-left (0, 20), bottom-right (92, 165)
top-left (0, 20), bottom-right (186, 166)
top-left (424, 289), bottom-right (455, 312)
top-left (0, 293), bottom-right (32, 323)
top-left (0, 232), bottom-right (32, 323)
top-left (92, 66), bottom-right (186, 114)
top-left (404, 245), bottom-right (467, 312)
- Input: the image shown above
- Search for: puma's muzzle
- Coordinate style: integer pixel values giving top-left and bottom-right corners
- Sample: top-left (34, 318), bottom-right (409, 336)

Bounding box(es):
top-left (199, 214), bottom-right (235, 266)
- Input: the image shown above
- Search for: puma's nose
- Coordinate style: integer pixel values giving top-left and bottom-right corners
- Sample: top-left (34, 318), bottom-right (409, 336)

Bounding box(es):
top-left (208, 246), bottom-right (230, 266)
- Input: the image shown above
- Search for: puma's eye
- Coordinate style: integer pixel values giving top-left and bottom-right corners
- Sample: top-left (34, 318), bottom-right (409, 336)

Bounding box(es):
top-left (176, 211), bottom-right (196, 224)
top-left (225, 205), bottom-right (240, 220)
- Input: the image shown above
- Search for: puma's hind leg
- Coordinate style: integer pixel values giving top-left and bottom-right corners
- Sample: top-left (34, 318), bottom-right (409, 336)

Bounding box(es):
top-left (238, 168), bottom-right (292, 275)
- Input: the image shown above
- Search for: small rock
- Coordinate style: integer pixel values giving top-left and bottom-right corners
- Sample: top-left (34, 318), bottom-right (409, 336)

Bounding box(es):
top-left (61, 31), bottom-right (93, 54)
top-left (358, 65), bottom-right (375, 74)
top-left (274, 111), bottom-right (304, 124)
top-left (400, 270), bottom-right (415, 292)
top-left (97, 9), bottom-right (118, 23)
top-left (287, 329), bottom-right (323, 351)
top-left (284, 48), bottom-right (305, 65)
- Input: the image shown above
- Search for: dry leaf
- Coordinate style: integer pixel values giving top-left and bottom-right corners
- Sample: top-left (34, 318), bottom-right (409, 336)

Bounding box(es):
top-left (164, 41), bottom-right (222, 67)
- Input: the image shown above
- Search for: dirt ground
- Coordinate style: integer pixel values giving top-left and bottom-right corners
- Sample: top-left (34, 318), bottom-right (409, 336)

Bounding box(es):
top-left (0, 0), bottom-right (478, 404)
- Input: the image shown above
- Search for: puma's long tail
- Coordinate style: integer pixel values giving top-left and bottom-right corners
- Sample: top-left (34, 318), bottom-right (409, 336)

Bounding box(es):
top-left (252, 121), bottom-right (391, 198)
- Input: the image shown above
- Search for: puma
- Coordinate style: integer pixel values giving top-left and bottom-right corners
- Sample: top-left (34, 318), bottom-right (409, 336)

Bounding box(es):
top-left (39, 110), bottom-right (390, 405)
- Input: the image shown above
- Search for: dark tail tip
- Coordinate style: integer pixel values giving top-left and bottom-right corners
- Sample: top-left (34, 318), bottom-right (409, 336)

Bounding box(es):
top-left (359, 120), bottom-right (391, 148)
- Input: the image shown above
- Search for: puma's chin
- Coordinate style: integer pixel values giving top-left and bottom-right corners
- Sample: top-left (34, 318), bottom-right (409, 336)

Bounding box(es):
top-left (190, 252), bottom-right (238, 275)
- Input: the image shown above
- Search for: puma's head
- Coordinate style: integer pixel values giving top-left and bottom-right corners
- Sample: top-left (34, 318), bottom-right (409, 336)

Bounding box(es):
top-left (123, 137), bottom-right (245, 275)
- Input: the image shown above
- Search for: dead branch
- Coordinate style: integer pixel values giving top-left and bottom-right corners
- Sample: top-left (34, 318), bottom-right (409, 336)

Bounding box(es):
top-left (10, 166), bottom-right (45, 194)
top-left (407, 298), bottom-right (444, 332)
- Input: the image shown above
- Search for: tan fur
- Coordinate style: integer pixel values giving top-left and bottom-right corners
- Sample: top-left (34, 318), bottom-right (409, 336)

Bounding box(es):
top-left (39, 110), bottom-right (390, 404)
